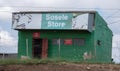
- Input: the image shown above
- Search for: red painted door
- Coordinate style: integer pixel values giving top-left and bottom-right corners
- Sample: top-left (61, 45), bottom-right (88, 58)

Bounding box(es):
top-left (41, 39), bottom-right (48, 58)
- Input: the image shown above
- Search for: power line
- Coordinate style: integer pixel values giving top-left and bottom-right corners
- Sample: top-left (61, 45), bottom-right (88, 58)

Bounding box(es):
top-left (106, 10), bottom-right (120, 19)
top-left (109, 20), bottom-right (120, 25)
top-left (0, 7), bottom-right (120, 13)
top-left (0, 6), bottom-right (120, 10)
top-left (0, 6), bottom-right (120, 25)
top-left (108, 16), bottom-right (120, 18)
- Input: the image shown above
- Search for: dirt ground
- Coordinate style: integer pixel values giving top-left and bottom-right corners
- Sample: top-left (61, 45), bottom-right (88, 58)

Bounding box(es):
top-left (0, 63), bottom-right (120, 71)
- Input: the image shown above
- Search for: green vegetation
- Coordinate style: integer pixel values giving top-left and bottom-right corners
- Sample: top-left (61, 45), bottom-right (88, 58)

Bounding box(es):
top-left (0, 59), bottom-right (68, 65)
top-left (0, 58), bottom-right (115, 65)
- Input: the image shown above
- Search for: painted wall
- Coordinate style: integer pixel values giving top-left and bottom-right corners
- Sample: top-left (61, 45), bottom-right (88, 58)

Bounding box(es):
top-left (94, 12), bottom-right (113, 63)
top-left (18, 30), bottom-right (95, 61)
top-left (17, 12), bottom-right (113, 63)
top-left (40, 30), bottom-right (95, 61)
top-left (18, 31), bottom-right (32, 58)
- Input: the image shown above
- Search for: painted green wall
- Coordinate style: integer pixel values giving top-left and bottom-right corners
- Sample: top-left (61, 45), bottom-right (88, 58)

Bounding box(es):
top-left (94, 12), bottom-right (113, 63)
top-left (40, 30), bottom-right (95, 61)
top-left (18, 31), bottom-right (32, 58)
top-left (17, 12), bottom-right (113, 63)
top-left (18, 30), bottom-right (95, 61)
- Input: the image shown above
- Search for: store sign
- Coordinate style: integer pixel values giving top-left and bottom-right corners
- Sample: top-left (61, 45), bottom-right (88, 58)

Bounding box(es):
top-left (12, 12), bottom-right (91, 30)
top-left (41, 13), bottom-right (72, 29)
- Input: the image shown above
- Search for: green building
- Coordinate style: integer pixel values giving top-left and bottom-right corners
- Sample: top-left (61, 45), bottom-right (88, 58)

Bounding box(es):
top-left (12, 11), bottom-right (113, 63)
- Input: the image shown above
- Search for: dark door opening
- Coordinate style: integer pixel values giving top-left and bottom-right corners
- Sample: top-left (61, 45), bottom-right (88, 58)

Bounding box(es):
top-left (33, 38), bottom-right (42, 58)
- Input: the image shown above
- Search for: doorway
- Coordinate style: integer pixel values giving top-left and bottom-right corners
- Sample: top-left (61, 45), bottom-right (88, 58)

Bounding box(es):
top-left (32, 38), bottom-right (42, 58)
top-left (32, 38), bottom-right (48, 59)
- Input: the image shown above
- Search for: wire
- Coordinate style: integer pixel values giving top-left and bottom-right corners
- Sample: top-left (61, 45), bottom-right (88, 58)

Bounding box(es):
top-left (109, 20), bottom-right (120, 24)
top-left (0, 7), bottom-right (120, 25)
top-left (106, 10), bottom-right (120, 19)
top-left (0, 6), bottom-right (120, 10)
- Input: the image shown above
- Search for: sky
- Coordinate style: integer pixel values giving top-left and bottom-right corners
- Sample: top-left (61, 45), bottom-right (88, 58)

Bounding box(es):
top-left (0, 0), bottom-right (120, 63)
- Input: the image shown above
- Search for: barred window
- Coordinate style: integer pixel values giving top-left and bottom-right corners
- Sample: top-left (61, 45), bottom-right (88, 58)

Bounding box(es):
top-left (64, 39), bottom-right (72, 45)
top-left (52, 39), bottom-right (58, 44)
top-left (74, 38), bottom-right (85, 46)
top-left (52, 38), bottom-right (85, 46)
top-left (52, 39), bottom-right (71, 45)
top-left (52, 39), bottom-right (64, 45)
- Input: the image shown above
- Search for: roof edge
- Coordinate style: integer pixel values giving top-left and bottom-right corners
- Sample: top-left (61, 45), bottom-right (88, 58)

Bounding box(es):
top-left (13, 9), bottom-right (96, 13)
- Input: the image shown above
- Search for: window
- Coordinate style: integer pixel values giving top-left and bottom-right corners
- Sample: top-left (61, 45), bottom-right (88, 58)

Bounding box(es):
top-left (52, 38), bottom-right (85, 46)
top-left (52, 39), bottom-right (58, 45)
top-left (74, 38), bottom-right (85, 46)
top-left (52, 39), bottom-right (72, 45)
top-left (64, 39), bottom-right (72, 45)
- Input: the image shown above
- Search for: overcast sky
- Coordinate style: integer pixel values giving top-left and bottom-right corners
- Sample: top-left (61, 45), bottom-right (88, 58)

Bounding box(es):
top-left (0, 0), bottom-right (120, 63)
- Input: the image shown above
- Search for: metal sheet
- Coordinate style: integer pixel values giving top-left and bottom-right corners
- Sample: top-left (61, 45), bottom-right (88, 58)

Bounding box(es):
top-left (12, 12), bottom-right (92, 30)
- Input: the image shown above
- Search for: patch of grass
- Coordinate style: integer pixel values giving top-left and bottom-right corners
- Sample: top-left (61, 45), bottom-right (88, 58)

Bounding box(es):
top-left (0, 59), bottom-right (118, 65)
top-left (0, 59), bottom-right (67, 65)
top-left (0, 59), bottom-right (44, 65)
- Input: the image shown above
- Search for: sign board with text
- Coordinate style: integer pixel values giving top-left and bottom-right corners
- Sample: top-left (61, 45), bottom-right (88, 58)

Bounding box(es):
top-left (12, 12), bottom-right (94, 31)
top-left (41, 13), bottom-right (72, 29)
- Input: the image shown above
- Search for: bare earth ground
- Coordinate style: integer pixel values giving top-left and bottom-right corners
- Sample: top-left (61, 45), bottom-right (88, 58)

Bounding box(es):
top-left (0, 63), bottom-right (120, 71)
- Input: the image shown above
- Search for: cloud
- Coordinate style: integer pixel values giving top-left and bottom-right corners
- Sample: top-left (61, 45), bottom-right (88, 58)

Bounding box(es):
top-left (112, 34), bottom-right (120, 63)
top-left (0, 12), bottom-right (11, 21)
top-left (0, 0), bottom-right (120, 20)
top-left (112, 47), bottom-right (120, 64)
top-left (1, 0), bottom-right (75, 7)
top-left (0, 0), bottom-right (119, 9)
top-left (0, 6), bottom-right (12, 11)
top-left (0, 29), bottom-right (17, 47)
top-left (0, 7), bottom-right (13, 21)
top-left (112, 34), bottom-right (120, 47)
top-left (0, 26), bottom-right (2, 30)
top-left (0, 0), bottom-right (120, 12)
